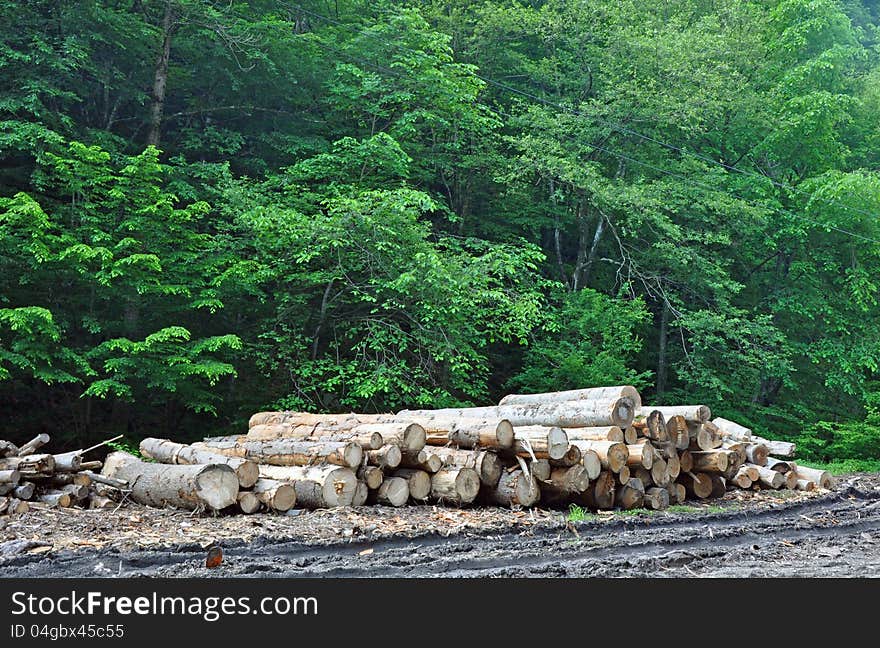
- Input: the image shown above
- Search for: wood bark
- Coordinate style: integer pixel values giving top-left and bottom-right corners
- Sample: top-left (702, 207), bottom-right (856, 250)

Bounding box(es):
top-left (196, 438), bottom-right (362, 469)
top-left (499, 385), bottom-right (641, 409)
top-left (147, 1), bottom-right (174, 146)
top-left (632, 466), bottom-right (653, 488)
top-left (416, 419), bottom-right (514, 449)
top-left (252, 478), bottom-right (297, 511)
top-left (257, 465), bottom-right (358, 508)
top-left (392, 469), bottom-right (431, 500)
top-left (485, 469), bottom-right (540, 507)
top-left (52, 451), bottom-right (82, 473)
top-left (246, 423), bottom-right (384, 450)
top-left (430, 467), bottom-right (480, 505)
top-left (89, 495), bottom-right (116, 510)
top-left (140, 438), bottom-right (259, 488)
top-left (102, 452), bottom-right (238, 511)
top-left (39, 491), bottom-right (72, 508)
top-left (632, 410), bottom-right (668, 442)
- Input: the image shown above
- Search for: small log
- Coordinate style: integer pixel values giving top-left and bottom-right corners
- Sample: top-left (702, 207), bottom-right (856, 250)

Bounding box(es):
top-left (0, 454), bottom-right (55, 475)
top-left (529, 459), bottom-right (551, 481)
top-left (666, 415), bottom-right (690, 450)
top-left (783, 470), bottom-right (798, 490)
top-left (569, 440), bottom-right (628, 473)
top-left (645, 486), bottom-right (670, 510)
top-left (796, 479), bottom-right (816, 492)
top-left (0, 440), bottom-right (19, 458)
top-left (195, 438), bottom-right (362, 470)
top-left (430, 467), bottom-right (480, 505)
top-left (721, 441), bottom-right (748, 466)
top-left (17, 434), bottom-right (50, 457)
top-left (79, 460), bottom-right (103, 471)
top-left (401, 448), bottom-right (443, 473)
top-left (582, 471), bottom-right (615, 510)
top-left (499, 385), bottom-right (641, 408)
top-left (670, 482), bottom-right (686, 504)
top-left (564, 426), bottom-right (624, 443)
top-left (13, 482), bottom-right (34, 500)
top-left (486, 469), bottom-right (540, 507)
top-left (366, 444), bottom-right (402, 469)
top-left (549, 444), bottom-right (582, 468)
top-left (794, 465), bottom-right (832, 489)
top-left (59, 483), bottom-right (89, 500)
top-left (357, 465), bottom-right (384, 490)
top-left (712, 417), bottom-right (752, 441)
top-left (0, 470), bottom-right (20, 485)
top-left (625, 444), bottom-right (653, 469)
top-left (616, 477), bottom-right (646, 510)
top-left (102, 452), bottom-right (238, 511)
top-left (633, 466), bottom-right (653, 487)
top-left (257, 465), bottom-right (358, 508)
top-left (39, 491), bottom-right (72, 508)
top-left (5, 498), bottom-right (28, 514)
top-left (645, 405), bottom-right (711, 423)
top-left (680, 472), bottom-right (713, 499)
top-left (689, 421), bottom-right (724, 450)
top-left (709, 475), bottom-right (727, 498)
top-left (651, 456), bottom-right (669, 487)
top-left (752, 436), bottom-right (796, 457)
top-left (43, 473), bottom-right (91, 488)
top-left (362, 423), bottom-right (426, 452)
top-left (580, 449), bottom-right (601, 480)
top-left (513, 426), bottom-right (569, 460)
top-left (352, 481), bottom-right (369, 506)
top-left (246, 423), bottom-right (385, 450)
top-left (139, 438), bottom-right (259, 488)
top-left (375, 477), bottom-right (410, 507)
top-left (429, 447), bottom-right (502, 486)
top-left (678, 450), bottom-right (693, 473)
top-left (632, 410), bottom-right (668, 442)
top-left (766, 457), bottom-right (795, 473)
top-left (543, 465), bottom-right (590, 495)
top-left (89, 494), bottom-right (116, 509)
top-left (237, 491), bottom-right (262, 514)
top-left (751, 465), bottom-right (784, 489)
top-left (615, 465), bottom-right (630, 485)
top-left (392, 469), bottom-right (431, 500)
top-left (729, 466), bottom-right (753, 489)
top-left (52, 451), bottom-right (83, 473)
top-left (623, 426), bottom-right (638, 444)
top-left (745, 443), bottom-right (768, 467)
top-left (666, 451), bottom-right (681, 481)
top-left (743, 465), bottom-right (760, 481)
top-left (417, 419), bottom-right (514, 450)
top-left (80, 471), bottom-right (127, 489)
top-left (252, 478), bottom-right (296, 511)
top-left (689, 450), bottom-right (733, 474)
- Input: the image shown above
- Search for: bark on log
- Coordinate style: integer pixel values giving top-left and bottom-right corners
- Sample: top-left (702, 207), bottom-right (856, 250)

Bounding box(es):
top-left (563, 426), bottom-right (624, 442)
top-left (645, 486), bottom-right (670, 510)
top-left (721, 441), bottom-right (748, 466)
top-left (765, 457), bottom-right (795, 473)
top-left (89, 494), bottom-right (116, 510)
top-left (44, 473), bottom-right (91, 488)
top-left (246, 423), bottom-right (385, 450)
top-left (52, 451), bottom-right (82, 473)
top-left (366, 444), bottom-right (402, 469)
top-left (616, 465), bottom-right (631, 485)
top-left (794, 465), bottom-right (832, 489)
top-left (362, 423), bottom-right (426, 452)
top-left (430, 467), bottom-right (480, 505)
top-left (17, 434), bottom-right (50, 456)
top-left (429, 447), bottom-right (502, 486)
top-left (783, 470), bottom-right (798, 490)
top-left (499, 385), bottom-right (641, 409)
top-left (375, 477), bottom-right (409, 507)
top-left (39, 491), bottom-right (72, 508)
top-left (709, 475), bottom-right (727, 498)
top-left (680, 472), bottom-right (713, 499)
top-left (140, 438), bottom-right (259, 488)
top-left (392, 469), bottom-right (431, 500)
top-left (543, 465), bottom-right (590, 494)
top-left (0, 470), bottom-right (20, 485)
top-left (643, 405), bottom-right (710, 423)
top-left (399, 397), bottom-right (636, 428)
top-left (237, 491), bottom-right (261, 514)
top-left (616, 477), bottom-right (646, 510)
top-left (626, 443), bottom-right (653, 469)
top-left (80, 471), bottom-right (127, 489)
top-left (712, 417), bottom-right (752, 442)
top-left (569, 440), bottom-right (628, 473)
top-left (13, 482), bottom-right (34, 500)
top-left (729, 466), bottom-right (753, 489)
top-left (0, 454), bottom-right (55, 475)
top-left (796, 479), bottom-right (816, 492)
top-left (750, 465), bottom-right (784, 489)
top-left (670, 482), bottom-right (686, 505)
top-left (257, 465), bottom-right (358, 508)
top-left (79, 461), bottom-right (103, 471)
top-left (357, 465), bottom-right (384, 490)
top-left (513, 426), bottom-right (569, 460)
top-left (632, 410), bottom-right (668, 442)
top-left (400, 448), bottom-right (443, 473)
top-left (678, 450), bottom-right (693, 473)
top-left (102, 452), bottom-right (238, 511)
top-left (195, 438), bottom-right (362, 469)
top-left (485, 469), bottom-right (540, 507)
top-left (581, 471), bottom-right (615, 510)
top-left (580, 450), bottom-right (601, 480)
top-left (0, 440), bottom-right (18, 458)
top-left (742, 465), bottom-right (760, 481)
top-left (417, 419), bottom-right (514, 450)
top-left (248, 411), bottom-right (387, 429)
top-left (752, 436), bottom-right (796, 457)
top-left (252, 478), bottom-right (297, 511)
top-left (689, 450), bottom-right (732, 474)
top-left (745, 443), bottom-right (769, 467)
top-left (689, 422), bottom-right (724, 451)
top-left (666, 415), bottom-right (690, 450)
top-left (548, 444), bottom-right (582, 468)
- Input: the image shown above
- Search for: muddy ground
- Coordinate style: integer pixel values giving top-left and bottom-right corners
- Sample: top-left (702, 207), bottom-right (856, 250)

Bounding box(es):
top-left (2, 473), bottom-right (878, 577)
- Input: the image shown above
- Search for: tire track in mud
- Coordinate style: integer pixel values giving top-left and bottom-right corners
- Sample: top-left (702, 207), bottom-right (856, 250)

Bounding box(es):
top-left (4, 486), bottom-right (879, 578)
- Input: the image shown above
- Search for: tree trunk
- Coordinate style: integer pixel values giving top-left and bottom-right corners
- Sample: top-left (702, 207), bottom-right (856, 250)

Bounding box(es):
top-left (745, 443), bottom-right (768, 466)
top-left (678, 450), bottom-right (693, 473)
top-left (529, 459), bottom-right (551, 482)
top-left (729, 466), bottom-right (753, 489)
top-left (579, 471), bottom-right (615, 510)
top-left (257, 465), bottom-right (357, 508)
top-left (195, 438), bottom-right (362, 469)
top-left (430, 468), bottom-right (480, 505)
top-left (140, 438), bottom-right (259, 488)
top-left (623, 426), bottom-right (638, 444)
top-left (13, 482), bottom-right (34, 500)
top-left (251, 478), bottom-right (297, 511)
top-left (712, 417), bottom-right (752, 441)
top-left (247, 423), bottom-right (384, 450)
top-left (485, 469), bottom-right (540, 507)
top-left (750, 465), bottom-right (784, 489)
top-left (512, 426), bottom-right (569, 460)
top-left (616, 465), bottom-right (631, 485)
top-left (428, 448), bottom-right (501, 486)
top-left (765, 457), bottom-right (795, 473)
top-left (391, 469), bottom-right (431, 500)
top-left (499, 386), bottom-right (641, 409)
top-left (102, 452), bottom-right (237, 511)
top-left (147, 1), bottom-right (174, 147)
top-left (400, 448), bottom-right (443, 473)
top-left (543, 465), bottom-right (590, 495)
top-left (650, 456), bottom-right (670, 487)
top-left (689, 450), bottom-right (733, 474)
top-left (666, 415), bottom-right (690, 449)
top-left (549, 444), bottom-right (582, 468)
top-left (352, 481), bottom-right (368, 506)
top-left (752, 437), bottom-right (796, 457)
top-left (416, 419), bottom-right (514, 450)
top-left (0, 470), bottom-right (19, 485)
top-left (0, 454), bottom-right (55, 475)
top-left (656, 303), bottom-right (668, 402)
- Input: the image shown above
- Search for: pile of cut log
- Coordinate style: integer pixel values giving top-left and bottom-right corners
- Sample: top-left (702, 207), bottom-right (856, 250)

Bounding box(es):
top-left (69, 385), bottom-right (832, 515)
top-left (0, 386), bottom-right (834, 517)
top-left (0, 434), bottom-right (128, 516)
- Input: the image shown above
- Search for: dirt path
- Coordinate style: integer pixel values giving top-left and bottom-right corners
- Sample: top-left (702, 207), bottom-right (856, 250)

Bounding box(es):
top-left (2, 475), bottom-right (878, 578)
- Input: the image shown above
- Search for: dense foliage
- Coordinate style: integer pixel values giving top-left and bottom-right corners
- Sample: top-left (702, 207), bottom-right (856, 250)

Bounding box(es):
top-left (2, 0), bottom-right (879, 463)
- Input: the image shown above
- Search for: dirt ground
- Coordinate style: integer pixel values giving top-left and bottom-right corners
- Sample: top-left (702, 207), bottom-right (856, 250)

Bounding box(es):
top-left (2, 473), bottom-right (878, 578)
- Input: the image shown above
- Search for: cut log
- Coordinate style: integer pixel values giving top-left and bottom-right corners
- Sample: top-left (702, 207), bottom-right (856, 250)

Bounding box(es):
top-left (375, 477), bottom-right (409, 507)
top-left (5, 498), bottom-right (28, 514)
top-left (721, 441), bottom-right (748, 466)
top-left (89, 494), bottom-right (116, 510)
top-left (709, 475), bottom-right (727, 498)
top-left (689, 422), bottom-right (724, 451)
top-left (486, 469), bottom-right (540, 507)
top-left (616, 465), bottom-right (631, 485)
top-left (0, 470), bottom-right (20, 485)
top-left (499, 385), bottom-right (641, 409)
top-left (17, 434), bottom-right (50, 456)
top-left (366, 444), bottom-right (402, 469)
top-left (632, 410), bottom-right (668, 442)
top-left (582, 471), bottom-right (616, 510)
top-left (643, 405), bottom-right (710, 423)
top-left (352, 481), bottom-right (369, 506)
top-left (13, 482), bottom-right (34, 500)
top-left (616, 477), bottom-right (646, 510)
top-left (513, 426), bottom-right (569, 460)
top-left (58, 483), bottom-right (88, 500)
top-left (580, 450), bottom-right (601, 480)
top-left (670, 482), bottom-right (686, 504)
top-left (80, 471), bottom-right (127, 489)
top-left (751, 465), bottom-right (784, 489)
top-left (52, 451), bottom-right (83, 473)
top-left (678, 450), bottom-right (693, 473)
top-left (666, 451), bottom-right (681, 481)
top-left (356, 465), bottom-right (384, 490)
top-left (680, 472), bottom-right (712, 499)
top-left (689, 450), bottom-right (733, 474)
top-left (418, 419), bottom-right (514, 450)
top-left (795, 465), bottom-right (832, 489)
top-left (569, 440), bottom-right (628, 473)
top-left (400, 448), bottom-right (443, 473)
top-left (623, 426), bottom-right (638, 445)
top-left (430, 467), bottom-right (480, 505)
top-left (79, 461), bottom-right (103, 471)
top-left (258, 465), bottom-right (358, 508)
top-left (43, 473), bottom-right (91, 488)
top-left (729, 466), bottom-right (753, 489)
top-left (0, 440), bottom-right (19, 458)
top-left (252, 478), bottom-right (297, 511)
top-left (0, 454), bottom-right (55, 475)
top-left (783, 470), bottom-right (798, 490)
top-left (745, 443), bottom-right (768, 467)
top-left (139, 438), bottom-right (259, 488)
top-left (766, 457), bottom-right (795, 473)
top-left (752, 436), bottom-right (796, 457)
top-left (543, 465), bottom-right (590, 494)
top-left (237, 491), bottom-right (261, 514)
top-left (666, 415), bottom-right (690, 450)
top-left (549, 444), bottom-right (582, 468)
top-left (361, 423), bottom-right (426, 452)
top-left (429, 447), bottom-right (502, 486)
top-left (392, 469), bottom-right (431, 500)
top-left (742, 465), bottom-right (760, 481)
top-left (247, 411), bottom-right (389, 430)
top-left (102, 452), bottom-right (238, 511)
top-left (651, 456), bottom-right (669, 487)
top-left (39, 491), bottom-right (72, 508)
top-left (529, 459), bottom-right (551, 481)
top-left (712, 417), bottom-right (752, 442)
top-left (399, 397), bottom-right (636, 428)
top-left (632, 466), bottom-right (653, 487)
top-left (796, 479), bottom-right (816, 492)
top-left (645, 486), bottom-right (670, 510)
top-left (247, 423), bottom-right (386, 450)
top-left (564, 426), bottom-right (624, 443)
top-left (195, 438), bottom-right (362, 469)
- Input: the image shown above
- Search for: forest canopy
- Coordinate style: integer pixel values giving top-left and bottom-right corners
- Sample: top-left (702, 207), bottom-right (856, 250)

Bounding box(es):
top-left (2, 0), bottom-right (879, 466)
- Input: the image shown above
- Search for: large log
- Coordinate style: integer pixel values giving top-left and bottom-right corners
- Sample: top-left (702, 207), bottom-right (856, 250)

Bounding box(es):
top-left (0, 470), bottom-right (20, 485)
top-left (580, 471), bottom-right (615, 510)
top-left (564, 426), bottom-right (624, 442)
top-left (430, 467), bottom-right (480, 505)
top-left (666, 415), bottom-right (690, 450)
top-left (650, 456), bottom-right (669, 487)
top-left (643, 405), bottom-right (710, 423)
top-left (247, 423), bottom-right (385, 450)
top-left (616, 477), bottom-right (646, 510)
top-left (102, 452), bottom-right (237, 511)
top-left (645, 486), bottom-right (670, 510)
top-left (569, 440), bottom-right (628, 473)
top-left (366, 444), bottom-right (402, 469)
top-left (580, 449), bottom-right (601, 480)
top-left (485, 469), bottom-right (540, 507)
top-left (196, 438), bottom-right (362, 469)
top-left (729, 466), bottom-right (753, 489)
top-left (766, 457), bottom-right (795, 473)
top-left (499, 385), bottom-right (641, 409)
top-left (252, 478), bottom-right (297, 511)
top-left (140, 438), bottom-right (259, 488)
top-left (257, 465), bottom-right (358, 507)
top-left (689, 422), bottom-right (724, 451)
top-left (392, 469), bottom-right (431, 500)
top-left (417, 419), bottom-right (514, 450)
top-left (363, 423), bottom-right (426, 453)
top-left (513, 426), bottom-right (569, 460)
top-left (248, 411), bottom-right (386, 429)
top-left (794, 465), bottom-right (832, 489)
top-left (374, 477), bottom-right (409, 507)
top-left (712, 417), bottom-right (752, 441)
top-left (679, 472), bottom-right (713, 499)
top-left (17, 434), bottom-right (50, 457)
top-left (689, 450), bottom-right (732, 474)
top-left (543, 465), bottom-right (590, 495)
top-left (428, 447), bottom-right (502, 486)
top-left (750, 465), bottom-right (784, 489)
top-left (626, 443), bottom-right (653, 469)
top-left (399, 397), bottom-right (636, 428)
